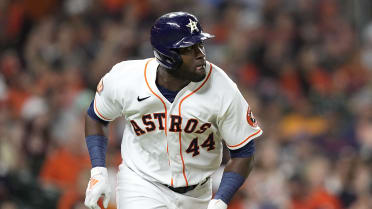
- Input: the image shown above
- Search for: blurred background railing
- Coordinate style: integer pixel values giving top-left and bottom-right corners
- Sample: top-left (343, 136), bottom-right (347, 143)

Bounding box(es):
top-left (0, 0), bottom-right (371, 209)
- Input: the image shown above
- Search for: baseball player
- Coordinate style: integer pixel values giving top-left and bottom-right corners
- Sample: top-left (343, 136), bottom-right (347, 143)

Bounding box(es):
top-left (84, 12), bottom-right (263, 209)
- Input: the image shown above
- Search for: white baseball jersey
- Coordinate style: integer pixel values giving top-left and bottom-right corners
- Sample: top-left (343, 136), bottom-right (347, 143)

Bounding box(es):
top-left (93, 58), bottom-right (263, 187)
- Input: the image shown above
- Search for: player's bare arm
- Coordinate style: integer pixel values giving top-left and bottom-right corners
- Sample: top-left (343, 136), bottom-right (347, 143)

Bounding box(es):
top-left (208, 139), bottom-right (257, 209)
top-left (224, 155), bottom-right (254, 177)
top-left (85, 113), bottom-right (105, 136)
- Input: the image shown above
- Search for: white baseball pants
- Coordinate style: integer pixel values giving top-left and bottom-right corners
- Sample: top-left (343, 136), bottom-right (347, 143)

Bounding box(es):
top-left (116, 164), bottom-right (212, 209)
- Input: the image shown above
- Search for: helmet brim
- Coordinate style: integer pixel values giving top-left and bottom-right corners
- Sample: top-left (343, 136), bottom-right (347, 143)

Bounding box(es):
top-left (173, 32), bottom-right (215, 48)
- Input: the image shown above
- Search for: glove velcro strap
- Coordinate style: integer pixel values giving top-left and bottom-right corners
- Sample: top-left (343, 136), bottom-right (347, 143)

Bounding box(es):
top-left (91, 166), bottom-right (108, 177)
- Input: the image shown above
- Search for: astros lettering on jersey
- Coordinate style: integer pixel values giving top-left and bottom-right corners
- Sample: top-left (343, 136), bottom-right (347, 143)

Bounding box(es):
top-left (93, 58), bottom-right (263, 187)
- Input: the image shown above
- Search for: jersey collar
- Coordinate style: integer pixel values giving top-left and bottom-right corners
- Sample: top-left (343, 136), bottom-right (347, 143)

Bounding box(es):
top-left (145, 58), bottom-right (212, 103)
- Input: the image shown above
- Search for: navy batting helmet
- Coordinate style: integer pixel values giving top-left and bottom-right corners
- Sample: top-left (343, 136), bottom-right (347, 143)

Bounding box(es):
top-left (150, 12), bottom-right (214, 69)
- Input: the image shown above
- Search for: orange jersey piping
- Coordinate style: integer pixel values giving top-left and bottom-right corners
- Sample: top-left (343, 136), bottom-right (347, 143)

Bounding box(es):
top-left (177, 64), bottom-right (213, 186)
top-left (94, 97), bottom-right (111, 121)
top-left (226, 129), bottom-right (262, 148)
top-left (144, 58), bottom-right (172, 184)
top-left (144, 59), bottom-right (168, 136)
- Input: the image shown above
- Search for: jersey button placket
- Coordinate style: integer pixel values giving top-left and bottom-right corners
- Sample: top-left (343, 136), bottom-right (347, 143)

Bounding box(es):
top-left (168, 103), bottom-right (184, 186)
top-left (168, 101), bottom-right (182, 186)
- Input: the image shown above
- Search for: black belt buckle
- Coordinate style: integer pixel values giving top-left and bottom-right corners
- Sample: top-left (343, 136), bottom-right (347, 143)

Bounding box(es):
top-left (166, 177), bottom-right (209, 194)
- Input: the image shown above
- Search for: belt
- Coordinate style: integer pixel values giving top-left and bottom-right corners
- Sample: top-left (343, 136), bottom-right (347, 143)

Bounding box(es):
top-left (164, 177), bottom-right (209, 194)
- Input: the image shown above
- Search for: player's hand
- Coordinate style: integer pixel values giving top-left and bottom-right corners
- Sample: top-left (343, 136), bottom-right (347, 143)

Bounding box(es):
top-left (207, 199), bottom-right (228, 209)
top-left (84, 167), bottom-right (111, 209)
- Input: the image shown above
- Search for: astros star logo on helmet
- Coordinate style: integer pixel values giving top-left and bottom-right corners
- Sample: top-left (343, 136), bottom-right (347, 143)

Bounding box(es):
top-left (186, 19), bottom-right (199, 33)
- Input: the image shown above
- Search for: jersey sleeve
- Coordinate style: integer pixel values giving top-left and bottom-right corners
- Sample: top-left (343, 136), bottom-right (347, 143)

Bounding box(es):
top-left (93, 71), bottom-right (123, 121)
top-left (217, 90), bottom-right (263, 150)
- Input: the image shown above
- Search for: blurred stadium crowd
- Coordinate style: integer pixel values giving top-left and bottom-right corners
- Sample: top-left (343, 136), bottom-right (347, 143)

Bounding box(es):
top-left (0, 0), bottom-right (372, 208)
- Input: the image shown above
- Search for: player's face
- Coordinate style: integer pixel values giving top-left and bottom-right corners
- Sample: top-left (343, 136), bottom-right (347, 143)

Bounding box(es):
top-left (176, 42), bottom-right (207, 82)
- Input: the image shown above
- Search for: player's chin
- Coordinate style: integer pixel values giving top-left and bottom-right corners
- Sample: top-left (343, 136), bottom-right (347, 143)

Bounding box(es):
top-left (192, 65), bottom-right (206, 82)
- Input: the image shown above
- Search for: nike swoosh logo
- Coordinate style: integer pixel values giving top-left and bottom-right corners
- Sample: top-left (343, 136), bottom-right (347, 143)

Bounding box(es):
top-left (137, 96), bottom-right (151, 102)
